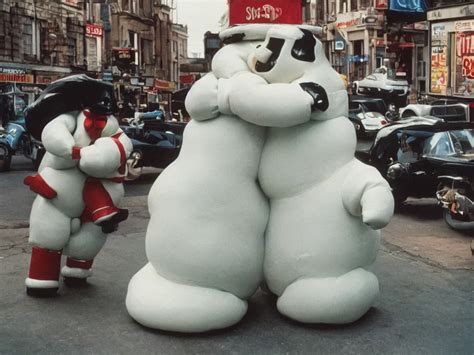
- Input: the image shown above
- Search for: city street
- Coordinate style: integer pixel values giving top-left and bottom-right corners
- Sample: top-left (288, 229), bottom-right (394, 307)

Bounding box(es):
top-left (0, 155), bottom-right (472, 354)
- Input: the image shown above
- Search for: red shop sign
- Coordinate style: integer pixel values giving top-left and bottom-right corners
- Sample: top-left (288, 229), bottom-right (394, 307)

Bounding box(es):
top-left (375, 0), bottom-right (388, 10)
top-left (86, 23), bottom-right (103, 37)
top-left (228, 0), bottom-right (302, 26)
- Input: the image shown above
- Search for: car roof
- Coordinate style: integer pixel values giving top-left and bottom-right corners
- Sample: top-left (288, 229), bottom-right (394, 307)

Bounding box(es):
top-left (373, 116), bottom-right (473, 145)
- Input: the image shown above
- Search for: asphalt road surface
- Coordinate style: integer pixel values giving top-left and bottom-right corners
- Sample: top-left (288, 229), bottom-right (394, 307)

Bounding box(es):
top-left (0, 154), bottom-right (472, 354)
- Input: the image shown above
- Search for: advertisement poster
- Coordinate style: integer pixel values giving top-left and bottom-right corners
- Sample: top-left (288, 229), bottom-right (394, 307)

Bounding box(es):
top-left (455, 31), bottom-right (474, 97)
top-left (430, 22), bottom-right (449, 95)
top-left (430, 46), bottom-right (448, 94)
top-left (228, 0), bottom-right (302, 25)
top-left (432, 23), bottom-right (448, 46)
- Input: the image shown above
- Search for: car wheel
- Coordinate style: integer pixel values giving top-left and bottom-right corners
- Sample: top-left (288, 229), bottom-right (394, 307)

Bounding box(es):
top-left (0, 142), bottom-right (12, 172)
top-left (392, 190), bottom-right (407, 209)
top-left (443, 210), bottom-right (474, 233)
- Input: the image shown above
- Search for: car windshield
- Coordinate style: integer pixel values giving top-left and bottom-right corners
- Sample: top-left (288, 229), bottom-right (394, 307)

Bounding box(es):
top-left (373, 67), bottom-right (397, 79)
top-left (423, 129), bottom-right (474, 158)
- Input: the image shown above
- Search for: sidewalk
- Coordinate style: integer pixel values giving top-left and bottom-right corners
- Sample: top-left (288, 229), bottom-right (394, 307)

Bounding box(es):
top-left (0, 195), bottom-right (472, 354)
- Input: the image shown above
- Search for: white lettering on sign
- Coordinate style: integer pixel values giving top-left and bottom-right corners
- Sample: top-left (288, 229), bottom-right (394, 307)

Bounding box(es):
top-left (245, 5), bottom-right (282, 22)
top-left (86, 24), bottom-right (103, 37)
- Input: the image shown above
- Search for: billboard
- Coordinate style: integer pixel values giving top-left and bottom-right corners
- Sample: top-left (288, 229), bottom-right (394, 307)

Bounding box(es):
top-left (228, 0), bottom-right (302, 26)
top-left (389, 0), bottom-right (427, 13)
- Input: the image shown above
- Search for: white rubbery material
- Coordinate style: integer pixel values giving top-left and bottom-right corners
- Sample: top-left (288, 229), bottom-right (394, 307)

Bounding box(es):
top-left (25, 278), bottom-right (59, 289)
top-left (61, 266), bottom-right (92, 279)
top-left (63, 222), bottom-right (106, 261)
top-left (277, 268), bottom-right (379, 324)
top-left (126, 263), bottom-right (248, 333)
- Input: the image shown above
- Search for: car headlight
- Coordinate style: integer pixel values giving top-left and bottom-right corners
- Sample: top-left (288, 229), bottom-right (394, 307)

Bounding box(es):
top-left (387, 163), bottom-right (407, 180)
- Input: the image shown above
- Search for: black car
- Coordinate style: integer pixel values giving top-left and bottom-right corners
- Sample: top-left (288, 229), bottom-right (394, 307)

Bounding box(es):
top-left (121, 119), bottom-right (185, 173)
top-left (357, 117), bottom-right (474, 231)
top-left (348, 96), bottom-right (389, 137)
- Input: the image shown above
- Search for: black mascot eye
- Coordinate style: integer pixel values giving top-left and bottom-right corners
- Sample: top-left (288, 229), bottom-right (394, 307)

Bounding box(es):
top-left (292, 29), bottom-right (316, 62)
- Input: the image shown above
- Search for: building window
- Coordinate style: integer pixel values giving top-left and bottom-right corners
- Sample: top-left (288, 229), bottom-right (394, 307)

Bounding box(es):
top-left (122, 0), bottom-right (129, 11)
top-left (329, 0), bottom-right (336, 16)
top-left (141, 38), bottom-right (153, 65)
top-left (316, 0), bottom-right (324, 22)
top-left (350, 0), bottom-right (357, 11)
top-left (359, 0), bottom-right (371, 9)
top-left (23, 19), bottom-right (34, 57)
top-left (339, 0), bottom-right (347, 13)
top-left (68, 37), bottom-right (77, 65)
top-left (129, 30), bottom-right (136, 47)
top-left (173, 40), bottom-right (177, 55)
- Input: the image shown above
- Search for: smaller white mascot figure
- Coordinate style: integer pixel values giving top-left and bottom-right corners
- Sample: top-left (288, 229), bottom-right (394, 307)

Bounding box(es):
top-left (24, 75), bottom-right (132, 297)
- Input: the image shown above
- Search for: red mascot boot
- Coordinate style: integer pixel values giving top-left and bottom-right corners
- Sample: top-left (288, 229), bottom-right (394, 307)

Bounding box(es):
top-left (62, 257), bottom-right (94, 287)
top-left (25, 247), bottom-right (62, 297)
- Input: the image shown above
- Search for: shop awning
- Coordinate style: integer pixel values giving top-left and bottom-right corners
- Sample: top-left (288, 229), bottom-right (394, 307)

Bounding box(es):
top-left (387, 0), bottom-right (428, 24)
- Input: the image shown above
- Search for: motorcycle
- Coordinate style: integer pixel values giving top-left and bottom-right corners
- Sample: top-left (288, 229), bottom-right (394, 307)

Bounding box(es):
top-left (436, 174), bottom-right (474, 233)
top-left (0, 115), bottom-right (45, 172)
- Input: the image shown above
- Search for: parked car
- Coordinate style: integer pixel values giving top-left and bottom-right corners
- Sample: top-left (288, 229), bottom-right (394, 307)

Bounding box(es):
top-left (357, 117), bottom-right (474, 231)
top-left (400, 98), bottom-right (473, 122)
top-left (121, 117), bottom-right (184, 178)
top-left (352, 67), bottom-right (410, 106)
top-left (348, 97), bottom-right (389, 137)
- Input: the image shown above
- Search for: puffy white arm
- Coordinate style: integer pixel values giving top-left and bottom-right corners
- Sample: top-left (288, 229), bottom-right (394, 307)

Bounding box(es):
top-left (226, 72), bottom-right (314, 127)
top-left (185, 73), bottom-right (219, 121)
top-left (41, 113), bottom-right (77, 158)
top-left (79, 130), bottom-right (132, 178)
top-left (342, 160), bottom-right (394, 230)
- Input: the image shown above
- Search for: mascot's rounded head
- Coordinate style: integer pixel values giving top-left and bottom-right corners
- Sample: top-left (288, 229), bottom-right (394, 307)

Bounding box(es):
top-left (25, 74), bottom-right (118, 140)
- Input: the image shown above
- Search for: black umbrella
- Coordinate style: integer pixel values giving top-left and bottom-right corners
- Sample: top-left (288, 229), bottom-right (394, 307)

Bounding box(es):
top-left (24, 74), bottom-right (118, 141)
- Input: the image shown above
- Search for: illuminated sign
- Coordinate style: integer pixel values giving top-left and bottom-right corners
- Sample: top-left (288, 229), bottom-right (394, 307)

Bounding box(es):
top-left (228, 0), bottom-right (302, 25)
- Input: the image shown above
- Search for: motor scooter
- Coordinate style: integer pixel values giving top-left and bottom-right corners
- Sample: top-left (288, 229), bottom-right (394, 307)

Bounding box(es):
top-left (0, 88), bottom-right (44, 171)
top-left (0, 115), bottom-right (44, 171)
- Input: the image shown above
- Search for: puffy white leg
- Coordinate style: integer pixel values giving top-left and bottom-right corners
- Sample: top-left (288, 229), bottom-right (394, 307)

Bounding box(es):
top-left (61, 222), bottom-right (106, 284)
top-left (29, 197), bottom-right (71, 250)
top-left (277, 268), bottom-right (379, 324)
top-left (126, 263), bottom-right (248, 333)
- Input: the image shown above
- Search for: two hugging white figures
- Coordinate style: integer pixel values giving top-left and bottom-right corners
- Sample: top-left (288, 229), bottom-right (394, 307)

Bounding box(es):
top-left (126, 24), bottom-right (394, 332)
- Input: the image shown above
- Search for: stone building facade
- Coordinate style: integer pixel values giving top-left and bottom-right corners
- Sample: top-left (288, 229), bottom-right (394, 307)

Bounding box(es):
top-left (0, 0), bottom-right (86, 104)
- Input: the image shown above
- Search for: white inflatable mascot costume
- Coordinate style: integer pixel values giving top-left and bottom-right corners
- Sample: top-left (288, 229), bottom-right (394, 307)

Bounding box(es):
top-left (24, 75), bottom-right (132, 297)
top-left (216, 24), bottom-right (395, 324)
top-left (125, 31), bottom-right (271, 333)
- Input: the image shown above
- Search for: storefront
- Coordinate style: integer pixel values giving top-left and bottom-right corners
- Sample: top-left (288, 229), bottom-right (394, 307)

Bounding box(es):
top-left (0, 63), bottom-right (73, 104)
top-left (382, 0), bottom-right (429, 99)
top-left (330, 9), bottom-right (384, 83)
top-left (428, 5), bottom-right (474, 99)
